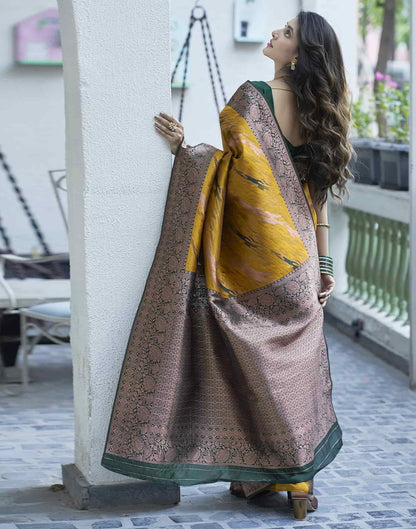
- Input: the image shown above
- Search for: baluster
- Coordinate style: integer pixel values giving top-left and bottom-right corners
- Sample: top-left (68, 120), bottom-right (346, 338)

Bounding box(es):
top-left (359, 213), bottom-right (371, 301)
top-left (363, 215), bottom-right (377, 305)
top-left (397, 226), bottom-right (410, 324)
top-left (370, 216), bottom-right (386, 310)
top-left (352, 211), bottom-right (366, 300)
top-left (344, 208), bottom-right (357, 296)
top-left (380, 220), bottom-right (395, 315)
top-left (389, 221), bottom-right (404, 319)
top-left (378, 217), bottom-right (393, 313)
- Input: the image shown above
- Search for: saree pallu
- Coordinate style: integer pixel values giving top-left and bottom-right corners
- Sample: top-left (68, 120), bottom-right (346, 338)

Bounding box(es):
top-left (101, 80), bottom-right (343, 486)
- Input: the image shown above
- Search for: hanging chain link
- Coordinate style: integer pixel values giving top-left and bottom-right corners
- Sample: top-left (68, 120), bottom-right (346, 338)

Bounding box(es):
top-left (0, 213), bottom-right (26, 278)
top-left (202, 13), bottom-right (227, 110)
top-left (171, 4), bottom-right (227, 123)
top-left (2, 6), bottom-right (225, 279)
top-left (0, 147), bottom-right (64, 278)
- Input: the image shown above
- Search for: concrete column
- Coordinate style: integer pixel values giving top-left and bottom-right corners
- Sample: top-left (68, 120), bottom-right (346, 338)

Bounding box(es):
top-left (57, 0), bottom-right (180, 507)
top-left (409, 0), bottom-right (416, 390)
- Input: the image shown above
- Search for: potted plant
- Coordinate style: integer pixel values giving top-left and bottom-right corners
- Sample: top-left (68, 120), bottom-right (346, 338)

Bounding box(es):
top-left (349, 85), bottom-right (380, 185)
top-left (373, 72), bottom-right (409, 190)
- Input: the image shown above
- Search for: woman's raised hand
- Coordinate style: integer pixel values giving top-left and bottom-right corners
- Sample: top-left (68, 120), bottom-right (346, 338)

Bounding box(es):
top-left (154, 112), bottom-right (185, 155)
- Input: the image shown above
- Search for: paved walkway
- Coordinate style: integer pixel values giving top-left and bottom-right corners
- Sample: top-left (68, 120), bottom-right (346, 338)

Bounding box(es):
top-left (0, 322), bottom-right (415, 529)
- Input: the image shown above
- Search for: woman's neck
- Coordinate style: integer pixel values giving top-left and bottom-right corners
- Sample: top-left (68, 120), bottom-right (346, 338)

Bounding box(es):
top-left (269, 73), bottom-right (291, 88)
top-left (267, 78), bottom-right (292, 91)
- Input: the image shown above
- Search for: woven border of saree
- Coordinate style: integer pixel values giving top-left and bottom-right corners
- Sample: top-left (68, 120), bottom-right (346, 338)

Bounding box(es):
top-left (101, 80), bottom-right (343, 486)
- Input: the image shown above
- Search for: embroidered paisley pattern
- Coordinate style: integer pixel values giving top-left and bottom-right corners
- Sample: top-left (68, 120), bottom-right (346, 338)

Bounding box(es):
top-left (101, 81), bottom-right (343, 486)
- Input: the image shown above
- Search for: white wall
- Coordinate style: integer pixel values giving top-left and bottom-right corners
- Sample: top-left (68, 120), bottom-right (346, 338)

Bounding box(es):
top-left (170, 1), bottom-right (303, 150)
top-left (0, 0), bottom-right (66, 255)
top-left (301, 0), bottom-right (358, 94)
top-left (172, 0), bottom-right (357, 150)
top-left (1, 0), bottom-right (357, 255)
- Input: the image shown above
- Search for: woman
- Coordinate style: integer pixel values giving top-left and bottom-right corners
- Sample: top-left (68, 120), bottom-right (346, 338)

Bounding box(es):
top-left (101, 10), bottom-right (354, 521)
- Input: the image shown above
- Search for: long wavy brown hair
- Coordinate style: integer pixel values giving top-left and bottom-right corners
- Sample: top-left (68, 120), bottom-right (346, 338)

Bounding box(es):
top-left (279, 10), bottom-right (357, 210)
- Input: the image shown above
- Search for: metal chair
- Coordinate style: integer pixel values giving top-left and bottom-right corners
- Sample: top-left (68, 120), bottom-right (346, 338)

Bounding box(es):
top-left (0, 169), bottom-right (70, 395)
top-left (0, 253), bottom-right (70, 394)
top-left (49, 169), bottom-right (68, 235)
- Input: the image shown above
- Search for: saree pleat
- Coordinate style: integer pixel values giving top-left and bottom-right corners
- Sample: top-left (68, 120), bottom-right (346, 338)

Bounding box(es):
top-left (101, 80), bottom-right (343, 485)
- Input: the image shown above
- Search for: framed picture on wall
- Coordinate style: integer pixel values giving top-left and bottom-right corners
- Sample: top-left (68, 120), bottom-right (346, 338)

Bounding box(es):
top-left (233, 0), bottom-right (266, 43)
top-left (14, 9), bottom-right (62, 65)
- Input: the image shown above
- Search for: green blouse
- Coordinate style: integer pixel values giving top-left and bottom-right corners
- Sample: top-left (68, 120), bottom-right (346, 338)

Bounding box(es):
top-left (249, 80), bottom-right (307, 158)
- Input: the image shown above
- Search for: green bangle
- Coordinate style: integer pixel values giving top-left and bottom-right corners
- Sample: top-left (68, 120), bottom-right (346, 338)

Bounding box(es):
top-left (319, 254), bottom-right (334, 276)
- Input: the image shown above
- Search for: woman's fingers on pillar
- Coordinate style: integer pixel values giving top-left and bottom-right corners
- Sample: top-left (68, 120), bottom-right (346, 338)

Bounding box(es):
top-left (154, 121), bottom-right (170, 136)
top-left (154, 114), bottom-right (184, 140)
top-left (154, 115), bottom-right (170, 131)
top-left (154, 114), bottom-right (184, 155)
top-left (158, 112), bottom-right (184, 131)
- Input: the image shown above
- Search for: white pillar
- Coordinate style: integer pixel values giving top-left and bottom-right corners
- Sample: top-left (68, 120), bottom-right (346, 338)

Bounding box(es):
top-left (57, 0), bottom-right (180, 498)
top-left (409, 0), bottom-right (416, 390)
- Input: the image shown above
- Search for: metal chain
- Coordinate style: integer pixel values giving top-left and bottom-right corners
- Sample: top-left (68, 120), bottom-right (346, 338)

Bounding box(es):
top-left (0, 214), bottom-right (26, 278)
top-left (201, 15), bottom-right (227, 110)
top-left (199, 14), bottom-right (220, 113)
top-left (0, 147), bottom-right (64, 278)
top-left (0, 214), bottom-right (13, 252)
top-left (179, 20), bottom-right (193, 123)
top-left (171, 14), bottom-right (195, 123)
top-left (171, 15), bottom-right (195, 83)
top-left (171, 4), bottom-right (227, 123)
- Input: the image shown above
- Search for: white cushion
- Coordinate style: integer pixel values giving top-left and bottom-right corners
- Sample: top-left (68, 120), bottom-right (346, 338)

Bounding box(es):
top-left (22, 301), bottom-right (71, 319)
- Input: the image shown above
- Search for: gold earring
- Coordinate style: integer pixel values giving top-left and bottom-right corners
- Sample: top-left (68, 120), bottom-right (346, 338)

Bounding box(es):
top-left (290, 60), bottom-right (296, 70)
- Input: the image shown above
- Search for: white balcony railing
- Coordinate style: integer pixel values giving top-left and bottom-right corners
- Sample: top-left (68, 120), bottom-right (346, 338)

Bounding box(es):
top-left (327, 182), bottom-right (410, 377)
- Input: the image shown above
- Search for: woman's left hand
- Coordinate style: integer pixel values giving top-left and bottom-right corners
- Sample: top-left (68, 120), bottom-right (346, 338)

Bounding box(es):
top-left (319, 273), bottom-right (335, 307)
top-left (154, 112), bottom-right (185, 155)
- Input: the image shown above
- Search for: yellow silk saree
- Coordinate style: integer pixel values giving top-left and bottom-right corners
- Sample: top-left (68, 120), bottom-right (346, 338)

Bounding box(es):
top-left (101, 80), bottom-right (343, 486)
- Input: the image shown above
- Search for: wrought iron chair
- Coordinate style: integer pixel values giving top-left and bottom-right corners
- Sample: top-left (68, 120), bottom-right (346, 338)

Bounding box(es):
top-left (0, 169), bottom-right (70, 395)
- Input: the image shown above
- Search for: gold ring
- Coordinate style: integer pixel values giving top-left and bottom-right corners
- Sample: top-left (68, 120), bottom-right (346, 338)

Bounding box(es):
top-left (168, 121), bottom-right (177, 131)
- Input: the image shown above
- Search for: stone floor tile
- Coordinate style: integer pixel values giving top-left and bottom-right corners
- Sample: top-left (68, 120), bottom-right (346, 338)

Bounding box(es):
top-left (169, 514), bottom-right (204, 523)
top-left (363, 521), bottom-right (403, 528)
top-left (15, 524), bottom-right (77, 529)
top-left (0, 324), bottom-right (415, 529)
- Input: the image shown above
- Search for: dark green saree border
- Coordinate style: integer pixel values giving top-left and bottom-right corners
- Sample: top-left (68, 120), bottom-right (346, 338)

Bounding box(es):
top-left (101, 420), bottom-right (342, 486)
